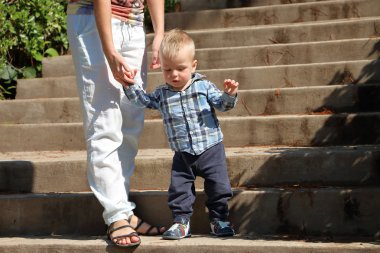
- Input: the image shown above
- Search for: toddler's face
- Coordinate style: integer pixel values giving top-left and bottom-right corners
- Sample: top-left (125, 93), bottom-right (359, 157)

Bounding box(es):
top-left (160, 49), bottom-right (197, 91)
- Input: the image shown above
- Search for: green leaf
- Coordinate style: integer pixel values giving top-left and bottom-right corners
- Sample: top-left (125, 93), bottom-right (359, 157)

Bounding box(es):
top-left (33, 52), bottom-right (44, 62)
top-left (0, 65), bottom-right (17, 80)
top-left (22, 66), bottom-right (37, 78)
top-left (45, 48), bottom-right (59, 57)
top-left (0, 0), bottom-right (70, 99)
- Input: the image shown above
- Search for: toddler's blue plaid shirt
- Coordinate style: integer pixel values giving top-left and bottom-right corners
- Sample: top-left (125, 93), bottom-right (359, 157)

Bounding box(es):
top-left (124, 73), bottom-right (237, 155)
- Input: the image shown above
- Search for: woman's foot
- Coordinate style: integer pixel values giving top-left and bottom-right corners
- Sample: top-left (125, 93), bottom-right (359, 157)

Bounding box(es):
top-left (128, 215), bottom-right (166, 235)
top-left (107, 219), bottom-right (141, 247)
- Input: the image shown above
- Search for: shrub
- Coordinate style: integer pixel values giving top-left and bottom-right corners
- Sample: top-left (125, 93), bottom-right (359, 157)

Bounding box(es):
top-left (0, 0), bottom-right (69, 99)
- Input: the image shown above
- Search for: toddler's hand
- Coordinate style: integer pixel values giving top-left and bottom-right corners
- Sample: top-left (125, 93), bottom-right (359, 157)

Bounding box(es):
top-left (107, 52), bottom-right (136, 86)
top-left (124, 69), bottom-right (137, 80)
top-left (119, 69), bottom-right (137, 87)
top-left (224, 79), bottom-right (239, 96)
top-left (122, 69), bottom-right (138, 87)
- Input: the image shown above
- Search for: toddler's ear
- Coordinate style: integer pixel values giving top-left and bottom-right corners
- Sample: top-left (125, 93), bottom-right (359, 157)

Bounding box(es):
top-left (192, 59), bottom-right (198, 71)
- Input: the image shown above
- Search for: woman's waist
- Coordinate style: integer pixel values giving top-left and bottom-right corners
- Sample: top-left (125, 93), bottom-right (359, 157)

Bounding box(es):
top-left (67, 3), bottom-right (144, 26)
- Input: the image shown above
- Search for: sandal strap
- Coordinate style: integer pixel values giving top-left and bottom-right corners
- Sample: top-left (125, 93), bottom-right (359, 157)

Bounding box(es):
top-left (145, 225), bottom-right (160, 235)
top-left (134, 218), bottom-right (158, 235)
top-left (107, 221), bottom-right (135, 238)
top-left (129, 215), bottom-right (144, 231)
top-left (128, 215), bottom-right (163, 235)
top-left (111, 231), bottom-right (140, 241)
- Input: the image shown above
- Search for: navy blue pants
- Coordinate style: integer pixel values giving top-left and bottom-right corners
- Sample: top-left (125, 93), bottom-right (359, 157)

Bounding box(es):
top-left (168, 142), bottom-right (233, 222)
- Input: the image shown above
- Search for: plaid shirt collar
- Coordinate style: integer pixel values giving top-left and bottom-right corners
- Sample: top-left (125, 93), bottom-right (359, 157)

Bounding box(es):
top-left (163, 73), bottom-right (206, 91)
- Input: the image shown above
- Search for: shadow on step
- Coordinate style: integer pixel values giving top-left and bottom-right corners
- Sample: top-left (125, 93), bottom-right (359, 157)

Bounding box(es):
top-left (228, 145), bottom-right (380, 240)
top-left (310, 113), bottom-right (380, 146)
top-left (328, 36), bottom-right (380, 87)
top-left (321, 40), bottom-right (380, 114)
top-left (312, 40), bottom-right (380, 145)
top-left (0, 161), bottom-right (34, 193)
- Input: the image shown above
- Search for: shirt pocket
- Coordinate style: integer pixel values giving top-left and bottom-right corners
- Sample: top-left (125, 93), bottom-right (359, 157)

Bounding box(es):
top-left (199, 110), bottom-right (219, 129)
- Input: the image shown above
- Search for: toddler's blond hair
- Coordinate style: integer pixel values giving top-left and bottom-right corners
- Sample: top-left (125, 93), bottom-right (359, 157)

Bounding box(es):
top-left (160, 29), bottom-right (195, 60)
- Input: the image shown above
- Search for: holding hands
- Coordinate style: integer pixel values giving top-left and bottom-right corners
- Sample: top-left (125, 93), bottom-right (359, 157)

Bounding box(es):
top-left (106, 51), bottom-right (137, 86)
top-left (224, 79), bottom-right (239, 96)
top-left (108, 33), bottom-right (162, 86)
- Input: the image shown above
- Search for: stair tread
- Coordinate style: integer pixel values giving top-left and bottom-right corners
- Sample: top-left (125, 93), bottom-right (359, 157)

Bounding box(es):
top-left (3, 0), bottom-right (380, 239)
top-left (2, 185), bottom-right (380, 197)
top-left (149, 16), bottom-right (380, 35)
top-left (1, 145), bottom-right (379, 162)
top-left (8, 81), bottom-right (380, 100)
top-left (164, 0), bottom-right (380, 30)
top-left (1, 235), bottom-right (378, 251)
top-left (2, 111), bottom-right (380, 126)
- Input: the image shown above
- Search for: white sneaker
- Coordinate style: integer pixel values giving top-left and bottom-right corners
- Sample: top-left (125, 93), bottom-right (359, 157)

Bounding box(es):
top-left (162, 221), bottom-right (191, 240)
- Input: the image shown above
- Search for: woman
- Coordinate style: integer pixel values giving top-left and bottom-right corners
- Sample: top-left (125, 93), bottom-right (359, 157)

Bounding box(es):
top-left (66, 0), bottom-right (164, 247)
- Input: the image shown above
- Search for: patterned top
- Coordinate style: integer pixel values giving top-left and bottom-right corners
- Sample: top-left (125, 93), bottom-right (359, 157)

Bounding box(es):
top-left (67, 0), bottom-right (145, 26)
top-left (123, 73), bottom-right (238, 155)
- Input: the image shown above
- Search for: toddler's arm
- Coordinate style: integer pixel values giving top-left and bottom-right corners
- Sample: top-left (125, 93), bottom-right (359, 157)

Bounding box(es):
top-left (207, 79), bottom-right (239, 111)
top-left (122, 83), bottom-right (160, 110)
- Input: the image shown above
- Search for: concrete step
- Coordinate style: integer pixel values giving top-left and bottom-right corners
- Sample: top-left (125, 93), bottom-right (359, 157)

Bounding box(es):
top-left (187, 37), bottom-right (380, 70)
top-left (42, 37), bottom-right (380, 78)
top-left (16, 75), bottom-right (77, 98)
top-left (148, 59), bottom-right (380, 90)
top-left (3, 0), bottom-right (380, 245)
top-left (1, 145), bottom-right (380, 193)
top-left (1, 113), bottom-right (380, 152)
top-left (177, 0), bottom-right (330, 12)
top-left (146, 17), bottom-right (380, 49)
top-left (4, 84), bottom-right (380, 124)
top-left (1, 187), bottom-right (380, 236)
top-left (0, 98), bottom-right (82, 124)
top-left (230, 83), bottom-right (380, 116)
top-left (41, 55), bottom-right (76, 79)
top-left (21, 60), bottom-right (380, 98)
top-left (1, 235), bottom-right (379, 253)
top-left (164, 0), bottom-right (380, 30)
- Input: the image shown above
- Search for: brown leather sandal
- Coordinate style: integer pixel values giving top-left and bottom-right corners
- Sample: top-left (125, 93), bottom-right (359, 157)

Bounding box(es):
top-left (128, 215), bottom-right (165, 236)
top-left (107, 221), bottom-right (141, 248)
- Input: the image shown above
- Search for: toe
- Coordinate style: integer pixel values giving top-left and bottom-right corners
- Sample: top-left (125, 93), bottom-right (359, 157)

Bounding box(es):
top-left (131, 235), bottom-right (140, 243)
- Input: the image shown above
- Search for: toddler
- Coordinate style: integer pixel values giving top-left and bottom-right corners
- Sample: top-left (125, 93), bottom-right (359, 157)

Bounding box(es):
top-left (123, 28), bottom-right (239, 239)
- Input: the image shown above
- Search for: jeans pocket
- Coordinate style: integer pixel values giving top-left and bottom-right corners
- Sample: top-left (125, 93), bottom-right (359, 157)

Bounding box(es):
top-left (75, 17), bottom-right (106, 68)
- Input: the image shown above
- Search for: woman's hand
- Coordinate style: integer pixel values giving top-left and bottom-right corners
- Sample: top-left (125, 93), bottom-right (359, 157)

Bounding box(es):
top-left (106, 51), bottom-right (137, 85)
top-left (147, 0), bottom-right (164, 70)
top-left (93, 0), bottom-right (137, 86)
top-left (150, 33), bottom-right (164, 69)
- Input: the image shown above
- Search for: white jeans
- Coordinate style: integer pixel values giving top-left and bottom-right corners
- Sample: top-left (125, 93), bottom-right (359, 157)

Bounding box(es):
top-left (67, 14), bottom-right (147, 225)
